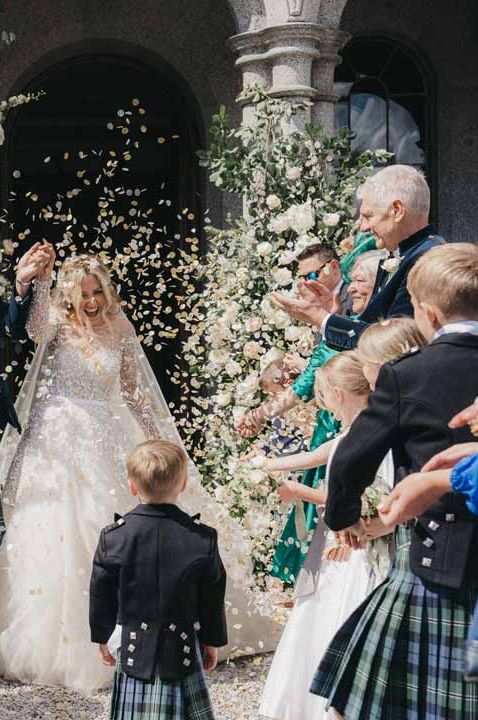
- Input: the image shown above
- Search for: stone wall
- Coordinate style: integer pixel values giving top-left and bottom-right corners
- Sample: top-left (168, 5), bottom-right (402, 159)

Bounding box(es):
top-left (340, 0), bottom-right (478, 243)
top-left (0, 0), bottom-right (243, 225)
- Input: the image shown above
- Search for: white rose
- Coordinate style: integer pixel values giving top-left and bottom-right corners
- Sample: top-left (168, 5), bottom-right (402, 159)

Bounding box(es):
top-left (242, 372), bottom-right (260, 391)
top-left (323, 212), bottom-right (341, 227)
top-left (243, 341), bottom-right (263, 360)
top-left (208, 349), bottom-right (229, 365)
top-left (284, 325), bottom-right (303, 342)
top-left (249, 469), bottom-right (268, 485)
top-left (269, 309), bottom-right (289, 329)
top-left (245, 317), bottom-right (262, 333)
top-left (232, 405), bottom-right (248, 424)
top-left (266, 194), bottom-right (282, 210)
top-left (225, 360), bottom-right (242, 377)
top-left (215, 391), bottom-right (232, 407)
top-left (250, 455), bottom-right (267, 469)
top-left (257, 241), bottom-right (273, 256)
top-left (0, 125), bottom-right (5, 147)
top-left (294, 326), bottom-right (315, 354)
top-left (271, 267), bottom-right (293, 287)
top-left (286, 166), bottom-right (302, 181)
top-left (287, 201), bottom-right (315, 235)
top-left (382, 257), bottom-right (401, 273)
top-left (278, 250), bottom-right (296, 266)
top-left (269, 213), bottom-right (290, 234)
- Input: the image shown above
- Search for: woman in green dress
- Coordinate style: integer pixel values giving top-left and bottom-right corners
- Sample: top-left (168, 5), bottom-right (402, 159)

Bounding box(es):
top-left (238, 238), bottom-right (382, 583)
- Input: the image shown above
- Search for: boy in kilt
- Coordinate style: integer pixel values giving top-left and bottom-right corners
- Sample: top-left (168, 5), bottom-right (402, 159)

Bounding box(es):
top-left (89, 439), bottom-right (227, 720)
top-left (310, 243), bottom-right (478, 719)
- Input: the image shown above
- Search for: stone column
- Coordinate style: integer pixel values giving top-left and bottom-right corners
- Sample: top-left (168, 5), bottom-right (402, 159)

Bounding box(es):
top-left (229, 22), bottom-right (349, 131)
top-left (311, 26), bottom-right (349, 133)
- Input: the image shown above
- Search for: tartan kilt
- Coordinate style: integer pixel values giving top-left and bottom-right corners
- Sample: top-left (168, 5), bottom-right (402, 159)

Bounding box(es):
top-left (110, 652), bottom-right (215, 720)
top-left (310, 525), bottom-right (478, 720)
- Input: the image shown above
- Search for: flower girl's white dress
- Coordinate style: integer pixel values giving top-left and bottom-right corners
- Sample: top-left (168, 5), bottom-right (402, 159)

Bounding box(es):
top-left (0, 281), bottom-right (277, 691)
top-left (259, 434), bottom-right (394, 720)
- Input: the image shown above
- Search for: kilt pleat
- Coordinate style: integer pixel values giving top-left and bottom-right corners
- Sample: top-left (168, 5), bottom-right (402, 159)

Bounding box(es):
top-left (310, 526), bottom-right (478, 720)
top-left (110, 654), bottom-right (215, 720)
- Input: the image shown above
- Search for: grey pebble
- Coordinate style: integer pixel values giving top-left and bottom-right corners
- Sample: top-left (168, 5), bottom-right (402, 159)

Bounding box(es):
top-left (0, 655), bottom-right (273, 720)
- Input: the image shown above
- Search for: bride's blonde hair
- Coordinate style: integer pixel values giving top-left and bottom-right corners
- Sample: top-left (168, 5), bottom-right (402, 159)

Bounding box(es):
top-left (314, 351), bottom-right (370, 410)
top-left (52, 254), bottom-right (121, 329)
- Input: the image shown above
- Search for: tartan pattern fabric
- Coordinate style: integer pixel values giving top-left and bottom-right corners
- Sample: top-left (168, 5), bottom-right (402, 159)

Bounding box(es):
top-left (310, 526), bottom-right (478, 719)
top-left (110, 658), bottom-right (215, 720)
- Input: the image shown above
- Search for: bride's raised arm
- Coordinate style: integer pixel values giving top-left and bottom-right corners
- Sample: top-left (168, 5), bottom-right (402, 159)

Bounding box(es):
top-left (26, 279), bottom-right (53, 343)
top-left (119, 321), bottom-right (163, 439)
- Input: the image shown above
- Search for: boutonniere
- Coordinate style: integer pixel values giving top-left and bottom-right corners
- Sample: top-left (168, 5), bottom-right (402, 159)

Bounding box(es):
top-left (382, 257), bottom-right (402, 280)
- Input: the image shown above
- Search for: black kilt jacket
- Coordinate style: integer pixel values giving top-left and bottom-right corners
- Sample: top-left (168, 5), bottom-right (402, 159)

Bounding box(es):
top-left (89, 503), bottom-right (227, 682)
top-left (325, 333), bottom-right (478, 590)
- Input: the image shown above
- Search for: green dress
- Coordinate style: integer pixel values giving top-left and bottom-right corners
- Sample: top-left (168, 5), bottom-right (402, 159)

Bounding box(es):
top-left (270, 233), bottom-right (377, 584)
top-left (270, 341), bottom-right (339, 584)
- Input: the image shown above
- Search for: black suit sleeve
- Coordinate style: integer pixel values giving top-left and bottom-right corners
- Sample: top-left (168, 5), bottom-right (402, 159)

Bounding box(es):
top-left (89, 530), bottom-right (120, 644)
top-left (197, 531), bottom-right (227, 648)
top-left (323, 314), bottom-right (367, 351)
top-left (325, 363), bottom-right (400, 531)
top-left (1, 293), bottom-right (32, 341)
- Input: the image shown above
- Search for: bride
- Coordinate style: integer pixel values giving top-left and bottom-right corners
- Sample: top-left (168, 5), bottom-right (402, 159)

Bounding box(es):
top-left (0, 249), bottom-right (276, 691)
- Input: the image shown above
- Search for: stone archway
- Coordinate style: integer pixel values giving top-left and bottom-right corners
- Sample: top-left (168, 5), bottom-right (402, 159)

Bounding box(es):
top-left (3, 45), bottom-right (203, 404)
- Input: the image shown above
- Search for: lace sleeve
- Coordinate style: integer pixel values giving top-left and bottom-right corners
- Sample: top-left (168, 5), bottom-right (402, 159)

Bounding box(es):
top-left (26, 279), bottom-right (53, 343)
top-left (120, 334), bottom-right (162, 439)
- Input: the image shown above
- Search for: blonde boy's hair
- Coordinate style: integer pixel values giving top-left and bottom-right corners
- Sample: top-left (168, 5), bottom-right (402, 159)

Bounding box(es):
top-left (357, 318), bottom-right (427, 365)
top-left (127, 439), bottom-right (187, 499)
top-left (408, 243), bottom-right (478, 319)
top-left (314, 351), bottom-right (370, 409)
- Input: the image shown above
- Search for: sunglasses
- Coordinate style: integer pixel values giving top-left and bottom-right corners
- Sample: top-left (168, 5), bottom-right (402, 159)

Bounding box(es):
top-left (299, 261), bottom-right (330, 281)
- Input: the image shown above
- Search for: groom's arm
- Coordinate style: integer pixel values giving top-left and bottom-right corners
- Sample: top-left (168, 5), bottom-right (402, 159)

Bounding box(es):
top-left (325, 364), bottom-right (400, 531)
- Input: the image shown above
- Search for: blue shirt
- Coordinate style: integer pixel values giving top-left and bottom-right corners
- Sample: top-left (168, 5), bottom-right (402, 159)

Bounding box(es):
top-left (451, 453), bottom-right (478, 516)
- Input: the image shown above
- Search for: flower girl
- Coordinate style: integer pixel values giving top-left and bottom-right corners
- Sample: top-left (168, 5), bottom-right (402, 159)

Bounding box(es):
top-left (259, 319), bottom-right (426, 720)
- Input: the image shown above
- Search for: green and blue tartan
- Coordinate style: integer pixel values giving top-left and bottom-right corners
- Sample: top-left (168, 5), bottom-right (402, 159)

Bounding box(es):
top-left (110, 654), bottom-right (215, 720)
top-left (311, 526), bottom-right (478, 719)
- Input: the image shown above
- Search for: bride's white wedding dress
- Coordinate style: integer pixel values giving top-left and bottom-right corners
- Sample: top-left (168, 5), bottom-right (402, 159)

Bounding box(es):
top-left (0, 280), bottom-right (277, 691)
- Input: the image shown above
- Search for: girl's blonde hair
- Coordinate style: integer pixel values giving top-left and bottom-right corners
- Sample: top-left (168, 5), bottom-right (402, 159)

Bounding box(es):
top-left (52, 254), bottom-right (121, 330)
top-left (357, 318), bottom-right (427, 365)
top-left (314, 351), bottom-right (370, 409)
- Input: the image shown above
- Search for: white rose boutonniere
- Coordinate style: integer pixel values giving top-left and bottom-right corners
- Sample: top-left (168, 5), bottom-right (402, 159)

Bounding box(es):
top-left (382, 257), bottom-right (402, 280)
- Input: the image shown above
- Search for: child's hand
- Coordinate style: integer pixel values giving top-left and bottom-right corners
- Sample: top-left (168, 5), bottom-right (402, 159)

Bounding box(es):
top-left (99, 644), bottom-right (116, 667)
top-left (323, 544), bottom-right (352, 562)
top-left (202, 645), bottom-right (218, 672)
top-left (364, 516), bottom-right (393, 540)
top-left (277, 479), bottom-right (298, 503)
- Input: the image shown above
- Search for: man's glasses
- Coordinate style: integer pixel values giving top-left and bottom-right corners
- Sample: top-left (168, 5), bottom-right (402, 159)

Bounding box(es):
top-left (298, 261), bottom-right (330, 281)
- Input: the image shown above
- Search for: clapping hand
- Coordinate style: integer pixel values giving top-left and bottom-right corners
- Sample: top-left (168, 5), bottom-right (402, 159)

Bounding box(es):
top-left (270, 279), bottom-right (333, 326)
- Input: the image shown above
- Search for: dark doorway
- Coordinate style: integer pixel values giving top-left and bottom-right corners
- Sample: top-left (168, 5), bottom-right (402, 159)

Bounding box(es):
top-left (2, 52), bottom-right (203, 407)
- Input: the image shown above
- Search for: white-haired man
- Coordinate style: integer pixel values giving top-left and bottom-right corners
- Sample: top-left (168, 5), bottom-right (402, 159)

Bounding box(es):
top-left (272, 165), bottom-right (445, 350)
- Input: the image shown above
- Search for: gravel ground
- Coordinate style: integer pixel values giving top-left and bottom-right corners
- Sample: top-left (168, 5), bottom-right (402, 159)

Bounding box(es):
top-left (0, 655), bottom-right (273, 720)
